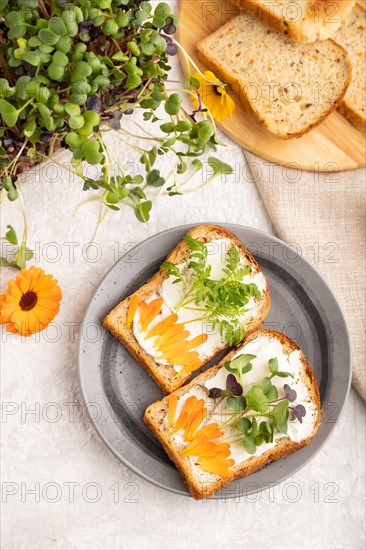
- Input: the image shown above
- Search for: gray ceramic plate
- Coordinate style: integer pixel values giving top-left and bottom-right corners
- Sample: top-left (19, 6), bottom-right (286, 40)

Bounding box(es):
top-left (78, 224), bottom-right (351, 499)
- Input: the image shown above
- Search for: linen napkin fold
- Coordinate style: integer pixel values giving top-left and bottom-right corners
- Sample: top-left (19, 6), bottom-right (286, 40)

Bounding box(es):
top-left (244, 150), bottom-right (366, 401)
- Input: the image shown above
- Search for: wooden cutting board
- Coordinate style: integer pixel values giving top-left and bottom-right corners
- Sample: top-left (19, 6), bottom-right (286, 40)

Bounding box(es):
top-left (178, 0), bottom-right (366, 172)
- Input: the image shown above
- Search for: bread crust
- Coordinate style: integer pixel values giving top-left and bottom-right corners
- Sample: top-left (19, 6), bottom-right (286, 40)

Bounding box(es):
top-left (103, 225), bottom-right (270, 394)
top-left (335, 3), bottom-right (366, 132)
top-left (144, 329), bottom-right (322, 499)
top-left (230, 0), bottom-right (355, 43)
top-left (196, 20), bottom-right (352, 139)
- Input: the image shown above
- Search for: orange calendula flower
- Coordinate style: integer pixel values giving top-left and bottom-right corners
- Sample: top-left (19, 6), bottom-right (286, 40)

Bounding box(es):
top-left (0, 266), bottom-right (62, 336)
top-left (170, 395), bottom-right (235, 478)
top-left (191, 70), bottom-right (235, 122)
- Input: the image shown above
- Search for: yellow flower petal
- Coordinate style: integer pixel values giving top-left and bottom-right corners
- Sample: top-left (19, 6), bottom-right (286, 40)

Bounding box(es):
top-left (190, 71), bottom-right (235, 121)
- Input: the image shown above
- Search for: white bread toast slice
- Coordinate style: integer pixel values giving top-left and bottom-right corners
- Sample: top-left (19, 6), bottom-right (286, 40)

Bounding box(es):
top-left (196, 15), bottom-right (351, 139)
top-left (144, 330), bottom-right (321, 499)
top-left (229, 0), bottom-right (355, 42)
top-left (334, 3), bottom-right (366, 131)
top-left (103, 225), bottom-right (270, 394)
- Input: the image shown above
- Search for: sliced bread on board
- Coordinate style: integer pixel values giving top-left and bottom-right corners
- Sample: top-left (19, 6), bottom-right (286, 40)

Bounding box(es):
top-left (334, 3), bottom-right (366, 131)
top-left (196, 14), bottom-right (351, 138)
top-left (229, 0), bottom-right (355, 42)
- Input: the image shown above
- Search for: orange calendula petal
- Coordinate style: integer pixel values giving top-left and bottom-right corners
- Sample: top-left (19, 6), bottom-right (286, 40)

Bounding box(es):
top-left (191, 423), bottom-right (222, 442)
top-left (154, 324), bottom-right (186, 347)
top-left (182, 440), bottom-right (216, 457)
top-left (175, 358), bottom-right (202, 377)
top-left (145, 314), bottom-right (178, 339)
top-left (196, 461), bottom-right (234, 478)
top-left (160, 351), bottom-right (199, 364)
top-left (140, 298), bottom-right (163, 332)
top-left (168, 394), bottom-right (178, 428)
top-left (127, 295), bottom-right (141, 328)
top-left (171, 411), bottom-right (188, 434)
top-left (185, 333), bottom-right (208, 350)
top-left (156, 331), bottom-right (190, 353)
top-left (185, 410), bottom-right (207, 442)
top-left (138, 301), bottom-right (151, 328)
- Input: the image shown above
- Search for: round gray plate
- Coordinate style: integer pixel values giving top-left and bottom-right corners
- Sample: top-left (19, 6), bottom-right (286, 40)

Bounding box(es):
top-left (78, 224), bottom-right (351, 499)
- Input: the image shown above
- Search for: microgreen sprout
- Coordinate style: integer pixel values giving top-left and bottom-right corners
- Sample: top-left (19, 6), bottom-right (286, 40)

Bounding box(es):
top-left (199, 356), bottom-right (307, 455)
top-left (0, 1), bottom-right (232, 264)
top-left (161, 237), bottom-right (260, 346)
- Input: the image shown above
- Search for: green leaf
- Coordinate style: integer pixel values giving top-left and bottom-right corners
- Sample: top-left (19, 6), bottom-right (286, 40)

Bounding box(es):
top-left (236, 417), bottom-right (251, 435)
top-left (22, 51), bottom-right (41, 66)
top-left (69, 115), bottom-right (84, 129)
top-left (154, 2), bottom-right (171, 19)
top-left (187, 75), bottom-right (200, 89)
top-left (83, 110), bottom-right (100, 127)
top-left (207, 157), bottom-right (233, 175)
top-left (0, 257), bottom-right (11, 267)
top-left (48, 16), bottom-right (67, 36)
top-left (146, 169), bottom-right (164, 187)
top-left (276, 371), bottom-right (294, 378)
top-left (0, 99), bottom-right (18, 127)
top-left (225, 354), bottom-right (256, 376)
top-left (81, 140), bottom-right (103, 165)
top-left (165, 93), bottom-right (181, 116)
top-left (258, 421), bottom-right (272, 442)
top-left (13, 244), bottom-right (33, 269)
top-left (134, 201), bottom-right (152, 223)
top-left (38, 28), bottom-right (60, 46)
top-left (47, 63), bottom-right (64, 81)
top-left (53, 50), bottom-right (68, 67)
top-left (4, 10), bottom-right (23, 27)
top-left (64, 103), bottom-right (81, 116)
top-left (0, 78), bottom-right (15, 98)
top-left (268, 358), bottom-right (279, 375)
top-left (176, 120), bottom-right (191, 132)
top-left (243, 434), bottom-right (256, 454)
top-left (160, 122), bottom-right (174, 133)
top-left (105, 187), bottom-right (129, 204)
top-left (276, 412), bottom-right (289, 434)
top-left (251, 417), bottom-right (258, 437)
top-left (273, 400), bottom-right (289, 425)
top-left (111, 51), bottom-right (129, 62)
top-left (5, 225), bottom-right (18, 245)
top-left (246, 386), bottom-right (269, 413)
top-left (226, 395), bottom-right (246, 413)
top-left (261, 377), bottom-right (272, 393)
top-left (266, 384), bottom-right (278, 401)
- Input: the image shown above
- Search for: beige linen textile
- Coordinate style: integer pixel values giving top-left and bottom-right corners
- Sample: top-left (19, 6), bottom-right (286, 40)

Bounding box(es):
top-left (245, 151), bottom-right (366, 400)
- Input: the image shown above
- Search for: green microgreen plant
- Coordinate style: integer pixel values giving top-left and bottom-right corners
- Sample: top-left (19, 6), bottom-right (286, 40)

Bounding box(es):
top-left (200, 355), bottom-right (307, 455)
top-left (0, 0), bottom-right (232, 267)
top-left (160, 236), bottom-right (261, 346)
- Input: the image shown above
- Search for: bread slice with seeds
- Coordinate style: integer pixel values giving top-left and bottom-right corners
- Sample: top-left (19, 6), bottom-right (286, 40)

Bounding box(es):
top-left (196, 14), bottom-right (351, 139)
top-left (144, 330), bottom-right (322, 500)
top-left (334, 3), bottom-right (366, 131)
top-left (103, 225), bottom-right (270, 395)
top-left (229, 0), bottom-right (355, 43)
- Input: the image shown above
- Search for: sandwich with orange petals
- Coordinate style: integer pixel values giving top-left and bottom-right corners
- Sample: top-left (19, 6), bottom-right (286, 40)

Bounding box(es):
top-left (103, 225), bottom-right (270, 394)
top-left (144, 330), bottom-right (321, 499)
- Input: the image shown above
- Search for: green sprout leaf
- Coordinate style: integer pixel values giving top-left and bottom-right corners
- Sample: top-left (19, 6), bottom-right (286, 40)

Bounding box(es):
top-left (0, 99), bottom-right (18, 127)
top-left (165, 93), bottom-right (181, 115)
top-left (5, 225), bottom-right (18, 245)
top-left (273, 400), bottom-right (289, 425)
top-left (246, 386), bottom-right (269, 414)
top-left (134, 201), bottom-right (152, 223)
